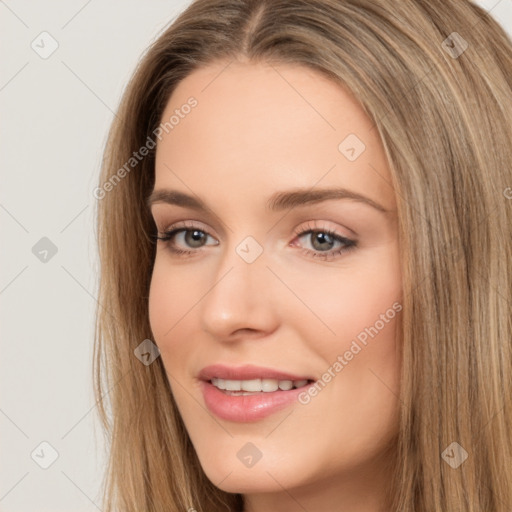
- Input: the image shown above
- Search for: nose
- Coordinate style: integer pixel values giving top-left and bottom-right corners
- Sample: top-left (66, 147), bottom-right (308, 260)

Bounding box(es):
top-left (199, 242), bottom-right (279, 341)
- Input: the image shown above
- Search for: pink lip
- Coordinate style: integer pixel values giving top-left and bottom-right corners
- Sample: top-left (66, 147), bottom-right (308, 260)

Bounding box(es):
top-left (198, 364), bottom-right (315, 422)
top-left (198, 363), bottom-right (314, 382)
top-left (200, 381), bottom-right (313, 422)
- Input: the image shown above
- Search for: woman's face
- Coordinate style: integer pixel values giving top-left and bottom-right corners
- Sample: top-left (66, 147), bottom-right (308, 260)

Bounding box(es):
top-left (148, 60), bottom-right (402, 508)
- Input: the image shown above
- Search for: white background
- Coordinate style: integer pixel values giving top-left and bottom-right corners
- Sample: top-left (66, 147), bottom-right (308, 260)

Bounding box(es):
top-left (1, 1), bottom-right (511, 510)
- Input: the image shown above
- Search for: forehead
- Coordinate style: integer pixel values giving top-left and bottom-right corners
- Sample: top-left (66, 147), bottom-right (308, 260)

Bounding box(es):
top-left (154, 60), bottom-right (395, 212)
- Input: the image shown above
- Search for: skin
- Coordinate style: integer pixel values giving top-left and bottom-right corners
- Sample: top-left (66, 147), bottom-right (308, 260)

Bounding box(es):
top-left (148, 59), bottom-right (402, 512)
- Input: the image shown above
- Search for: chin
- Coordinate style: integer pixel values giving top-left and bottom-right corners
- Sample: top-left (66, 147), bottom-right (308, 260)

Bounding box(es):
top-left (197, 451), bottom-right (297, 494)
top-left (204, 467), bottom-right (286, 494)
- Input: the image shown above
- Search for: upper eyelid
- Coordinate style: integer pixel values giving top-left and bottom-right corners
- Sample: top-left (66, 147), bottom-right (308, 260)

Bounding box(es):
top-left (158, 219), bottom-right (211, 232)
top-left (158, 221), bottom-right (355, 244)
top-left (150, 206), bottom-right (229, 237)
top-left (149, 202), bottom-right (366, 238)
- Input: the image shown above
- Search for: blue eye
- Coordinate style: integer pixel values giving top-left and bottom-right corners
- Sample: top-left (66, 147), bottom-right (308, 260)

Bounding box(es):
top-left (294, 228), bottom-right (357, 261)
top-left (153, 225), bottom-right (217, 256)
top-left (152, 221), bottom-right (357, 261)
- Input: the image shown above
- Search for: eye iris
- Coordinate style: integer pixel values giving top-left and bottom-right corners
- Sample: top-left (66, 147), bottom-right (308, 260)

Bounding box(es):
top-left (312, 232), bottom-right (334, 251)
top-left (185, 230), bottom-right (206, 248)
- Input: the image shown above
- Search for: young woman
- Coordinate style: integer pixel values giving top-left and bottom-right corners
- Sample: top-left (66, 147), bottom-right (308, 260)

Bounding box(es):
top-left (93, 1), bottom-right (512, 510)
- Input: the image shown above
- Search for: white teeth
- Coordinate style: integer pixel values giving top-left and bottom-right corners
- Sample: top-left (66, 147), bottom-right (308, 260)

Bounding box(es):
top-left (211, 377), bottom-right (310, 392)
top-left (224, 379), bottom-right (241, 391)
top-left (278, 380), bottom-right (293, 390)
top-left (241, 379), bottom-right (261, 392)
top-left (261, 379), bottom-right (278, 392)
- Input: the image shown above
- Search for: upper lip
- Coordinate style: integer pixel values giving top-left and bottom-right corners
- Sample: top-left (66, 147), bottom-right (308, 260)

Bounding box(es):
top-left (199, 364), bottom-right (314, 382)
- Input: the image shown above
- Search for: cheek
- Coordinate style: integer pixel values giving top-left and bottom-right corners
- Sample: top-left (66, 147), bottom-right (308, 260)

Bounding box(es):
top-left (148, 263), bottom-right (189, 377)
top-left (282, 249), bottom-right (402, 356)
top-left (147, 262), bottom-right (197, 406)
top-left (289, 246), bottom-right (402, 415)
top-left (148, 257), bottom-right (196, 340)
top-left (148, 263), bottom-right (172, 341)
top-left (148, 257), bottom-right (211, 388)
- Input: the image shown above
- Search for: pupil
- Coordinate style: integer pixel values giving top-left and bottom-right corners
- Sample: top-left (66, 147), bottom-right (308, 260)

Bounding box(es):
top-left (187, 230), bottom-right (205, 247)
top-left (313, 232), bottom-right (333, 251)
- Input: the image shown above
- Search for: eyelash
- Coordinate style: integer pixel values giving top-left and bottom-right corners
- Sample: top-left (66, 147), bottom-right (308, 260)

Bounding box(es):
top-left (151, 220), bottom-right (357, 261)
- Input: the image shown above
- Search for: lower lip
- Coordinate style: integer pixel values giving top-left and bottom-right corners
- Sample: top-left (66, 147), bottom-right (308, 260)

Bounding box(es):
top-left (201, 380), bottom-right (311, 422)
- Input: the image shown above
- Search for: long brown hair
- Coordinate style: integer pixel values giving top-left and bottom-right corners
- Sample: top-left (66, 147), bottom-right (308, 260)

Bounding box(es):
top-left (93, 1), bottom-right (512, 510)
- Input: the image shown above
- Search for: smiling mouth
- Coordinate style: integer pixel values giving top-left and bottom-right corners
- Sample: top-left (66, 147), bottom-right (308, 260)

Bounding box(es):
top-left (210, 377), bottom-right (315, 395)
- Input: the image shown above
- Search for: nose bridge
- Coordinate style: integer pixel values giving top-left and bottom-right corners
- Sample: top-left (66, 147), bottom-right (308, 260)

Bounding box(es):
top-left (199, 233), bottom-right (276, 338)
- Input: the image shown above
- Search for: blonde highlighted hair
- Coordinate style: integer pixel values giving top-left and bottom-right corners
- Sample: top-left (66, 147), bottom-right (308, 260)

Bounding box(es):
top-left (93, 1), bottom-right (512, 510)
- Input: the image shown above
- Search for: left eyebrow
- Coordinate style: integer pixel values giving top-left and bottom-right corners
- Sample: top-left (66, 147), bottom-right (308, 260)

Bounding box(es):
top-left (146, 186), bottom-right (391, 214)
top-left (267, 187), bottom-right (390, 213)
